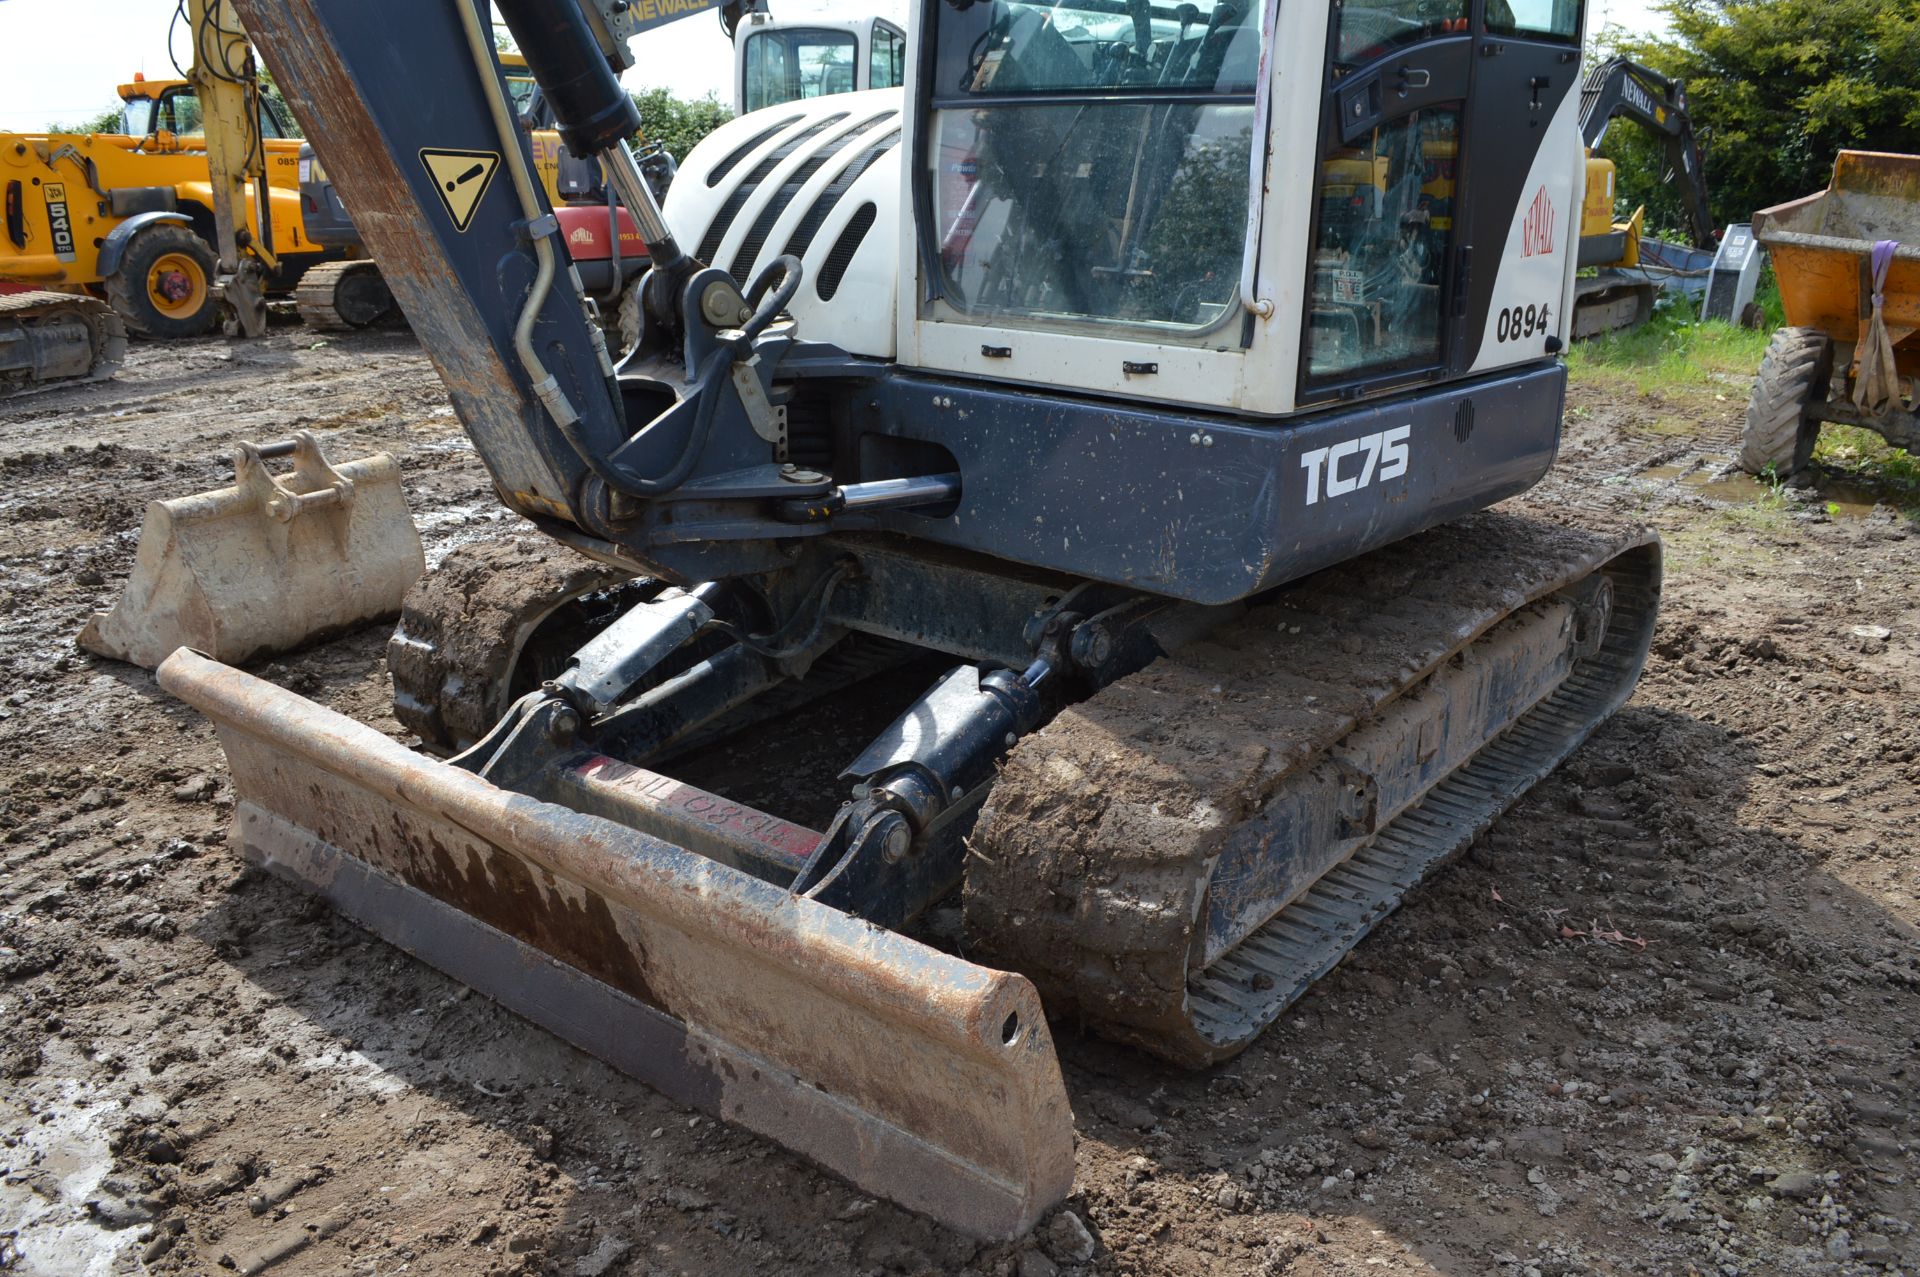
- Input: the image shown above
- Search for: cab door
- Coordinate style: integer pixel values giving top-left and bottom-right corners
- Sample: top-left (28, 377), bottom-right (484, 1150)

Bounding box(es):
top-left (1456, 0), bottom-right (1583, 372)
top-left (1297, 0), bottom-right (1586, 403)
top-left (1297, 2), bottom-right (1475, 406)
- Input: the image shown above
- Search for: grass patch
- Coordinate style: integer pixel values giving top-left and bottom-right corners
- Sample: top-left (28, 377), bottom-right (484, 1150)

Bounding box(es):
top-left (1661, 522), bottom-right (1783, 574)
top-left (1811, 424), bottom-right (1920, 492)
top-left (1566, 295), bottom-right (1772, 402)
top-left (1712, 492), bottom-right (1793, 536)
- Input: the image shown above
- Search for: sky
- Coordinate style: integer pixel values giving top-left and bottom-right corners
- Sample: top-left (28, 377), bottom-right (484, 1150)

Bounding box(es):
top-left (0, 0), bottom-right (1663, 133)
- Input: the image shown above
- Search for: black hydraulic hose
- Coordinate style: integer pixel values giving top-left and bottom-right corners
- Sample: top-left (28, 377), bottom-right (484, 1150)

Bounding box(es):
top-left (708, 560), bottom-right (854, 660)
top-left (741, 254), bottom-right (803, 340)
top-left (561, 346), bottom-right (728, 498)
top-left (566, 254), bottom-right (803, 496)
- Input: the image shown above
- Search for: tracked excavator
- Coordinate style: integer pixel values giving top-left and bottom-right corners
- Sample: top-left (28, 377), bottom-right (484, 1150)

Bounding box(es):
top-left (0, 288), bottom-right (127, 396)
top-left (161, 0), bottom-right (1662, 1236)
top-left (1573, 55), bottom-right (1716, 336)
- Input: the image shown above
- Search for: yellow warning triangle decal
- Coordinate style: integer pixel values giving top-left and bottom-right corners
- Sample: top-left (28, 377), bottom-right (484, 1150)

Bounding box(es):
top-left (419, 148), bottom-right (502, 233)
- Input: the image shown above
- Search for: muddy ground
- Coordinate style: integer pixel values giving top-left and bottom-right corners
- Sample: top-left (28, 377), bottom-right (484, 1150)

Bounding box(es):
top-left (0, 324), bottom-right (1915, 1277)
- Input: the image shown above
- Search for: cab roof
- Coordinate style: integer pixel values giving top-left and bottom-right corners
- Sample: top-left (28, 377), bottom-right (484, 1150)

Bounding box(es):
top-left (117, 77), bottom-right (190, 102)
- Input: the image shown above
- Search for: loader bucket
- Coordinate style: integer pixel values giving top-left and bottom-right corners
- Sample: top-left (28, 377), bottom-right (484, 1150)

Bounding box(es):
top-left (155, 648), bottom-right (1076, 1239)
top-left (81, 432), bottom-right (424, 669)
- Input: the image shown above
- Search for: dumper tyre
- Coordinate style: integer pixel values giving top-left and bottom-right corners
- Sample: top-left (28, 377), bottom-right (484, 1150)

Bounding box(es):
top-left (105, 224), bottom-right (220, 340)
top-left (612, 276), bottom-right (644, 358)
top-left (1739, 327), bottom-right (1832, 478)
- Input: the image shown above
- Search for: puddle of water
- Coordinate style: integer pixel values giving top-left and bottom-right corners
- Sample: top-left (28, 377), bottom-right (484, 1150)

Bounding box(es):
top-left (1692, 472), bottom-right (1774, 504)
top-left (1816, 481), bottom-right (1885, 519)
top-left (0, 1080), bottom-right (141, 1277)
top-left (1639, 466), bottom-right (1880, 518)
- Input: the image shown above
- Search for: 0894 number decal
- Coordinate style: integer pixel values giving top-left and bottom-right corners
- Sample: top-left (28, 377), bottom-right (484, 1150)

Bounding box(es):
top-left (1496, 301), bottom-right (1553, 343)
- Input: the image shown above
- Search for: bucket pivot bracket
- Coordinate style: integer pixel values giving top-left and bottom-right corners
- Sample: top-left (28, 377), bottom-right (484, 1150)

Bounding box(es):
top-left (234, 431), bottom-right (355, 522)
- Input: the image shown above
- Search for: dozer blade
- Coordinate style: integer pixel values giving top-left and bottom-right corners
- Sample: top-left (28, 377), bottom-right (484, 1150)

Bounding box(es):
top-left (81, 432), bottom-right (424, 669)
top-left (155, 648), bottom-right (1076, 1239)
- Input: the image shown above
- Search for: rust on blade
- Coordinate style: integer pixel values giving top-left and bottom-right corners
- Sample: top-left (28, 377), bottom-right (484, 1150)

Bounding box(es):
top-left (157, 649), bottom-right (1075, 1239)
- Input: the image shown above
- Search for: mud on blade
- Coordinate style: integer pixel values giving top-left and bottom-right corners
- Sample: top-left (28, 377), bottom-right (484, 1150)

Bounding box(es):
top-left (156, 649), bottom-right (1074, 1240)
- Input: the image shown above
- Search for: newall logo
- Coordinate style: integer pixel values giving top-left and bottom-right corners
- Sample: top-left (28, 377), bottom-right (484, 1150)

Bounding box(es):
top-left (1623, 76), bottom-right (1657, 118)
top-left (1520, 185), bottom-right (1555, 257)
top-left (569, 226), bottom-right (594, 246)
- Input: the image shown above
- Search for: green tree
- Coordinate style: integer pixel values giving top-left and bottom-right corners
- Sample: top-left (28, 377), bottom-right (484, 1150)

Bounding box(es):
top-left (631, 88), bottom-right (733, 163)
top-left (1601, 0), bottom-right (1920, 230)
top-left (48, 105), bottom-right (126, 135)
top-left (255, 63), bottom-right (304, 139)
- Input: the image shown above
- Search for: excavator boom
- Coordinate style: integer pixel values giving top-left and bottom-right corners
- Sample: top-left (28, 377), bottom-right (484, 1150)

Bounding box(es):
top-left (1579, 55), bottom-right (1715, 250)
top-left (184, 0), bottom-right (277, 335)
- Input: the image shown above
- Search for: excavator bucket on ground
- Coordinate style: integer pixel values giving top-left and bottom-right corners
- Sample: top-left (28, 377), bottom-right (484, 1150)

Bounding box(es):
top-left (81, 432), bottom-right (423, 669)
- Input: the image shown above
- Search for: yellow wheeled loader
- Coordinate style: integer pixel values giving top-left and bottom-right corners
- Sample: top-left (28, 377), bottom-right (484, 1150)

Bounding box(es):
top-left (0, 0), bottom-right (364, 369)
top-left (0, 70), bottom-right (318, 345)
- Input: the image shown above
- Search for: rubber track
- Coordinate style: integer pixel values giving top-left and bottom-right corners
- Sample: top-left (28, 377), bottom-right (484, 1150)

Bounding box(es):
top-left (294, 260), bottom-right (390, 331)
top-left (0, 290), bottom-right (128, 393)
top-left (966, 509), bottom-right (1661, 1067)
top-left (388, 536), bottom-right (921, 761)
top-left (388, 538), bottom-right (632, 754)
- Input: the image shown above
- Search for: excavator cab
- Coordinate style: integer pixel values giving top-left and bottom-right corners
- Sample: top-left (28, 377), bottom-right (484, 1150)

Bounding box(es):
top-left (163, 0), bottom-right (1661, 1239)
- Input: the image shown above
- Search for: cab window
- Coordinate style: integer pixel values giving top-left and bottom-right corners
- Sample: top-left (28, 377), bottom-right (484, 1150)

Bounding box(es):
top-left (155, 89), bottom-right (205, 135)
top-left (1485, 0), bottom-right (1580, 42)
top-left (505, 75), bottom-right (539, 120)
top-left (149, 87), bottom-right (288, 139)
top-left (869, 24), bottom-right (906, 91)
top-left (121, 99), bottom-right (155, 137)
top-left (1334, 0), bottom-right (1468, 66)
top-left (743, 27), bottom-right (859, 111)
top-left (1304, 109), bottom-right (1461, 386)
top-left (926, 0), bottom-right (1261, 340)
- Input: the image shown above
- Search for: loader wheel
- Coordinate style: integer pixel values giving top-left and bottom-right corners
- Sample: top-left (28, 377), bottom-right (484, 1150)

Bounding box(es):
top-left (1739, 327), bottom-right (1833, 478)
top-left (106, 224), bottom-right (219, 339)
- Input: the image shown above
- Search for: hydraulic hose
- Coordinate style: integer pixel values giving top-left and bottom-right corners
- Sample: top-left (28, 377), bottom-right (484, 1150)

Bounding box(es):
top-left (741, 255), bottom-right (802, 341)
top-left (453, 0), bottom-right (580, 431)
top-left (565, 347), bottom-right (730, 498)
top-left (568, 253), bottom-right (802, 497)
